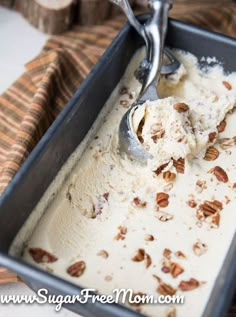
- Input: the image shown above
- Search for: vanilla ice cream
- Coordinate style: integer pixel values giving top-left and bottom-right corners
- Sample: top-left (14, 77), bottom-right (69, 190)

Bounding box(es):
top-left (11, 49), bottom-right (236, 317)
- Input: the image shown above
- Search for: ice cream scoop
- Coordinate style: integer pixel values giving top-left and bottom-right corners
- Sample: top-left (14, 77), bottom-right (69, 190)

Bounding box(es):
top-left (110, 0), bottom-right (179, 164)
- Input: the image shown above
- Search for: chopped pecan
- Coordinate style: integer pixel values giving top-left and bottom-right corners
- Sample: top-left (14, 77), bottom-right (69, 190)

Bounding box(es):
top-left (120, 100), bottom-right (129, 108)
top-left (97, 250), bottom-right (109, 258)
top-left (153, 275), bottom-right (177, 295)
top-left (173, 158), bottom-right (185, 174)
top-left (118, 225), bottom-right (127, 235)
top-left (145, 254), bottom-right (152, 268)
top-left (156, 192), bottom-right (169, 207)
top-left (222, 80), bottom-right (232, 90)
top-left (173, 102), bottom-right (189, 113)
top-left (114, 233), bottom-right (125, 240)
top-left (196, 180), bottom-right (207, 193)
top-left (163, 183), bottom-right (174, 193)
top-left (145, 234), bottom-right (154, 241)
top-left (152, 129), bottom-right (165, 142)
top-left (162, 265), bottom-right (171, 273)
top-left (119, 86), bottom-right (128, 95)
top-left (115, 225), bottom-right (127, 240)
top-left (103, 192), bottom-right (109, 201)
top-left (187, 199), bottom-right (197, 208)
top-left (163, 248), bottom-right (172, 260)
top-left (132, 249), bottom-right (145, 262)
top-left (210, 166), bottom-right (228, 183)
top-left (29, 248), bottom-right (58, 263)
top-left (199, 200), bottom-right (223, 217)
top-left (175, 251), bottom-right (187, 259)
top-left (158, 283), bottom-right (177, 296)
top-left (157, 211), bottom-right (173, 222)
top-left (163, 171), bottom-right (176, 182)
top-left (208, 131), bottom-right (217, 142)
top-left (219, 137), bottom-right (236, 150)
top-left (204, 146), bottom-right (219, 161)
top-left (217, 119), bottom-right (227, 133)
top-left (67, 261), bottom-right (86, 277)
top-left (178, 278), bottom-right (200, 291)
top-left (132, 197), bottom-right (147, 208)
top-left (154, 162), bottom-right (169, 176)
top-left (193, 241), bottom-right (208, 256)
top-left (170, 262), bottom-right (184, 278)
top-left (210, 212), bottom-right (221, 228)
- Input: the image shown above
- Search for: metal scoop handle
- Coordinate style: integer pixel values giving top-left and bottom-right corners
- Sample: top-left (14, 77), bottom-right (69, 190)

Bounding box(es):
top-left (139, 0), bottom-right (172, 101)
top-left (109, 0), bottom-right (178, 84)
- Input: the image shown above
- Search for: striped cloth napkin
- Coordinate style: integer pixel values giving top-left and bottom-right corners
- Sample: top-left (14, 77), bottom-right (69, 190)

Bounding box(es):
top-left (0, 1), bottom-right (235, 315)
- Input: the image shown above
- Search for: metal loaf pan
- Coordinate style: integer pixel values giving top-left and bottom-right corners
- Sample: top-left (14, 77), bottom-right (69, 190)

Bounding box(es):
top-left (0, 15), bottom-right (236, 317)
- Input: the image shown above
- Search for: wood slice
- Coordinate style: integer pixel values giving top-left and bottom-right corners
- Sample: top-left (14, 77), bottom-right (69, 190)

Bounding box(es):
top-left (15, 0), bottom-right (76, 34)
top-left (0, 0), bottom-right (14, 7)
top-left (76, 0), bottom-right (112, 25)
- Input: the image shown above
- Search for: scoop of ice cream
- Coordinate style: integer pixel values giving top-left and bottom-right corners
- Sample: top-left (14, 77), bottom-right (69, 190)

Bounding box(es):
top-left (132, 92), bottom-right (236, 171)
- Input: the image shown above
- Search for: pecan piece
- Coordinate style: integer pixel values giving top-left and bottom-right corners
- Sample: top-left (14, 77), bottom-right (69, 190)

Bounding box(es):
top-left (156, 192), bottom-right (169, 207)
top-left (145, 234), bottom-right (154, 241)
top-left (196, 180), bottom-right (207, 193)
top-left (152, 129), bottom-right (165, 142)
top-left (199, 200), bottom-right (223, 217)
top-left (163, 182), bottom-right (174, 193)
top-left (219, 137), bottom-right (236, 150)
top-left (103, 192), bottom-right (109, 201)
top-left (67, 261), bottom-right (86, 277)
top-left (210, 166), bottom-right (228, 183)
top-left (204, 146), bottom-right (219, 161)
top-left (132, 249), bottom-right (145, 262)
top-left (163, 171), bottom-right (176, 182)
top-left (115, 225), bottom-right (127, 240)
top-left (222, 81), bottom-right (232, 90)
top-left (118, 225), bottom-right (127, 235)
top-left (217, 119), bottom-right (227, 133)
top-left (193, 241), bottom-right (208, 256)
top-left (158, 283), bottom-right (177, 296)
top-left (178, 278), bottom-right (200, 291)
top-left (97, 250), bottom-right (109, 258)
top-left (173, 102), bottom-right (189, 113)
top-left (132, 197), bottom-right (147, 208)
top-left (29, 248), bottom-right (58, 263)
top-left (161, 265), bottom-right (171, 273)
top-left (145, 254), bottom-right (152, 268)
top-left (210, 212), bottom-right (221, 228)
top-left (153, 275), bottom-right (177, 296)
top-left (157, 211), bottom-right (173, 222)
top-left (208, 131), bottom-right (217, 142)
top-left (187, 199), bottom-right (197, 208)
top-left (163, 248), bottom-right (172, 260)
top-left (175, 251), bottom-right (187, 259)
top-left (170, 262), bottom-right (184, 278)
top-left (173, 158), bottom-right (185, 174)
top-left (114, 233), bottom-right (125, 240)
top-left (154, 162), bottom-right (169, 176)
top-left (119, 86), bottom-right (128, 95)
top-left (120, 100), bottom-right (129, 108)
